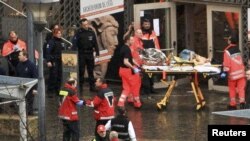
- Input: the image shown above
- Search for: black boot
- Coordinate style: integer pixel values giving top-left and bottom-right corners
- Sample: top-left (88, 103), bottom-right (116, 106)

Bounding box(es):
top-left (227, 105), bottom-right (237, 110)
top-left (240, 103), bottom-right (246, 109)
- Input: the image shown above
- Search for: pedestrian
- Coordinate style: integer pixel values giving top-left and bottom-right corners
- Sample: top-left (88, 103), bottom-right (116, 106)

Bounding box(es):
top-left (105, 107), bottom-right (137, 141)
top-left (92, 125), bottom-right (108, 141)
top-left (58, 77), bottom-right (85, 141)
top-left (140, 18), bottom-right (160, 96)
top-left (16, 50), bottom-right (38, 115)
top-left (85, 78), bottom-right (115, 138)
top-left (72, 18), bottom-right (99, 92)
top-left (222, 33), bottom-right (246, 110)
top-left (245, 69), bottom-right (250, 108)
top-left (46, 29), bottom-right (65, 96)
top-left (2, 31), bottom-right (27, 76)
top-left (127, 29), bottom-right (144, 108)
top-left (43, 24), bottom-right (60, 59)
top-left (117, 35), bottom-right (141, 108)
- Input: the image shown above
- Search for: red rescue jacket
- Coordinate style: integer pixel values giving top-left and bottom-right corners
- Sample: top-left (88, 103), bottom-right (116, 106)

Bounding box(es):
top-left (223, 44), bottom-right (245, 80)
top-left (89, 84), bottom-right (115, 121)
top-left (141, 31), bottom-right (160, 49)
top-left (2, 39), bottom-right (27, 56)
top-left (131, 36), bottom-right (144, 66)
top-left (2, 39), bottom-right (39, 59)
top-left (58, 83), bottom-right (80, 121)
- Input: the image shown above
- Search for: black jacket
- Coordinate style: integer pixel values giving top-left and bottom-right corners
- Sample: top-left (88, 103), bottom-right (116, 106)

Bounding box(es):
top-left (46, 37), bottom-right (65, 62)
top-left (16, 59), bottom-right (38, 79)
top-left (72, 28), bottom-right (99, 56)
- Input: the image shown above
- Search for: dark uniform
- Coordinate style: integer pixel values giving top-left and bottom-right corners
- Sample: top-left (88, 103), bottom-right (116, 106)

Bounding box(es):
top-left (73, 28), bottom-right (99, 91)
top-left (46, 37), bottom-right (65, 95)
top-left (246, 80), bottom-right (250, 108)
top-left (16, 59), bottom-right (38, 115)
top-left (111, 115), bottom-right (130, 141)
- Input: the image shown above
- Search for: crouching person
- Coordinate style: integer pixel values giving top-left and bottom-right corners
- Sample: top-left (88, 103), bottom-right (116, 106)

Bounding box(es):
top-left (58, 77), bottom-right (85, 141)
top-left (92, 125), bottom-right (109, 141)
top-left (105, 107), bottom-right (137, 141)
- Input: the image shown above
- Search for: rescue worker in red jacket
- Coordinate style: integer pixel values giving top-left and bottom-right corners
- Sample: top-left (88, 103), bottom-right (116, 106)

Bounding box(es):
top-left (58, 77), bottom-right (85, 141)
top-left (141, 18), bottom-right (160, 95)
top-left (85, 78), bottom-right (115, 139)
top-left (117, 35), bottom-right (141, 108)
top-left (141, 18), bottom-right (160, 49)
top-left (2, 31), bottom-right (27, 75)
top-left (222, 34), bottom-right (246, 110)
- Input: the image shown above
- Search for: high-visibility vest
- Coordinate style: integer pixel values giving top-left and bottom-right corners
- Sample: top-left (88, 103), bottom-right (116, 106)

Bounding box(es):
top-left (223, 44), bottom-right (245, 80)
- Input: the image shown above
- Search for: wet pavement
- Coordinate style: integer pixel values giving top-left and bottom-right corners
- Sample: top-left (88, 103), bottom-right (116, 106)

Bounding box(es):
top-left (1, 82), bottom-right (250, 141)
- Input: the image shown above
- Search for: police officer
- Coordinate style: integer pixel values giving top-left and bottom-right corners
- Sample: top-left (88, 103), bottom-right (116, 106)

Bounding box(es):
top-left (72, 18), bottom-right (99, 92)
top-left (58, 77), bottom-right (85, 141)
top-left (46, 29), bottom-right (65, 96)
top-left (105, 107), bottom-right (137, 141)
top-left (16, 50), bottom-right (38, 115)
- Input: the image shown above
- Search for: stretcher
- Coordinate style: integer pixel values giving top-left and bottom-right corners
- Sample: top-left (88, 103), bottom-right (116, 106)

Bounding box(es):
top-left (144, 70), bottom-right (211, 111)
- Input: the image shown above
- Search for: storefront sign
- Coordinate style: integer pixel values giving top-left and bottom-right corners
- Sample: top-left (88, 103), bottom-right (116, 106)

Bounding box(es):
top-left (61, 51), bottom-right (78, 86)
top-left (80, 0), bottom-right (124, 19)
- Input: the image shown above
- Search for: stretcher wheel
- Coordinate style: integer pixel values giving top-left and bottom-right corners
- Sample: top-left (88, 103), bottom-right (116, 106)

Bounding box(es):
top-left (156, 103), bottom-right (167, 111)
top-left (201, 100), bottom-right (206, 107)
top-left (196, 104), bottom-right (202, 110)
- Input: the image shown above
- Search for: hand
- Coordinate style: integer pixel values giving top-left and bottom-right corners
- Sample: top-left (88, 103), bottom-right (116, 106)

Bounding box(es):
top-left (220, 72), bottom-right (227, 79)
top-left (133, 67), bottom-right (141, 74)
top-left (85, 100), bottom-right (92, 107)
top-left (32, 90), bottom-right (38, 95)
top-left (13, 45), bottom-right (20, 51)
top-left (47, 62), bottom-right (52, 67)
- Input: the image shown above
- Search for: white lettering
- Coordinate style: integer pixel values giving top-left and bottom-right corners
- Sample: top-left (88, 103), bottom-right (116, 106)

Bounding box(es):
top-left (211, 129), bottom-right (247, 136)
top-left (212, 129), bottom-right (218, 136)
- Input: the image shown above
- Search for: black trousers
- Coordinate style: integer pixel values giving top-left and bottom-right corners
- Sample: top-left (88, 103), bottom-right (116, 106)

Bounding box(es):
top-left (141, 72), bottom-right (154, 95)
top-left (246, 81), bottom-right (250, 108)
top-left (62, 120), bottom-right (80, 141)
top-left (79, 54), bottom-right (95, 88)
top-left (25, 90), bottom-right (34, 115)
top-left (47, 60), bottom-right (62, 95)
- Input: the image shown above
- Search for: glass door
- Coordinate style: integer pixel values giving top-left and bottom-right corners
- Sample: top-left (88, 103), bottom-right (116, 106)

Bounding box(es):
top-left (207, 5), bottom-right (242, 91)
top-left (134, 2), bottom-right (177, 53)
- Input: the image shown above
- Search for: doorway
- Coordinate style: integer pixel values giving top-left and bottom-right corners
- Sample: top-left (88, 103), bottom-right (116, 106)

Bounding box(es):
top-left (134, 2), bottom-right (177, 53)
top-left (207, 4), bottom-right (241, 91)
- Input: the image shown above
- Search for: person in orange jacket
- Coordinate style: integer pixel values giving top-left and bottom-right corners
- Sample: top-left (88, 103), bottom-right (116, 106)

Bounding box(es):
top-left (141, 18), bottom-right (160, 96)
top-left (2, 31), bottom-right (27, 75)
top-left (58, 77), bottom-right (85, 141)
top-left (222, 34), bottom-right (246, 110)
top-left (2, 31), bottom-right (39, 76)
